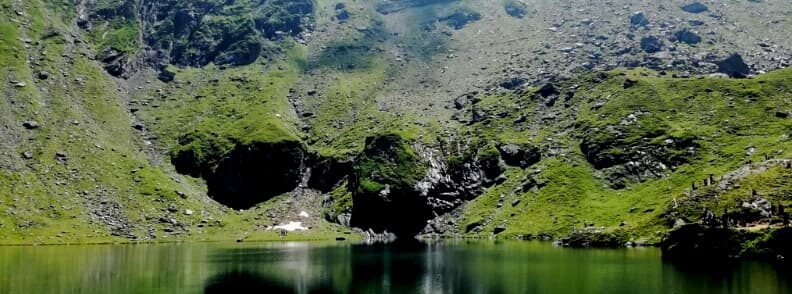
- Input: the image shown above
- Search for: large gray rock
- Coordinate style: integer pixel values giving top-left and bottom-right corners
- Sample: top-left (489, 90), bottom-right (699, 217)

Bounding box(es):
top-left (716, 53), bottom-right (750, 78)
top-left (498, 144), bottom-right (541, 168)
top-left (681, 2), bottom-right (708, 14)
top-left (673, 29), bottom-right (702, 45)
top-left (629, 11), bottom-right (649, 27)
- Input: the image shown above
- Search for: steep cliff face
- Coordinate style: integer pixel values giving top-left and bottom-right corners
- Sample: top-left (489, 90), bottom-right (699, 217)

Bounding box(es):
top-left (81, 0), bottom-right (315, 76)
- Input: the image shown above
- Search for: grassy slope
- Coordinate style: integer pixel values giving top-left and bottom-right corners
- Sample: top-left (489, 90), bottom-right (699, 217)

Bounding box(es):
top-left (459, 68), bottom-right (792, 242)
top-left (0, 0), bottom-right (354, 245)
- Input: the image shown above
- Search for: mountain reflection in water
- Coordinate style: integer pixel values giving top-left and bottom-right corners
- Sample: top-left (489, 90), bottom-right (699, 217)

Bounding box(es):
top-left (1, 241), bottom-right (790, 294)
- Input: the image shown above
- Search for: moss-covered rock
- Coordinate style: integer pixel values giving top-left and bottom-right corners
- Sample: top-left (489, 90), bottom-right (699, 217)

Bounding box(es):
top-left (743, 227), bottom-right (792, 261)
top-left (349, 134), bottom-right (429, 237)
top-left (661, 224), bottom-right (757, 260)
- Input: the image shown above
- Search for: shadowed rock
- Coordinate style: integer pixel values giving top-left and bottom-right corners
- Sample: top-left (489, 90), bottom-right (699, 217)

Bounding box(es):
top-left (681, 2), bottom-right (709, 14)
top-left (716, 53), bottom-right (750, 78)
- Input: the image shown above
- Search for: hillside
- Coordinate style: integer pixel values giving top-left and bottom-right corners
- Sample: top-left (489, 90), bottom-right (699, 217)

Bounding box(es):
top-left (1, 0), bottom-right (791, 245)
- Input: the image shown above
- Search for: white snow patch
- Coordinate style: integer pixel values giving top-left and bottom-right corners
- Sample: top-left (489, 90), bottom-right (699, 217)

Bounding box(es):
top-left (272, 221), bottom-right (308, 231)
top-left (299, 211), bottom-right (310, 218)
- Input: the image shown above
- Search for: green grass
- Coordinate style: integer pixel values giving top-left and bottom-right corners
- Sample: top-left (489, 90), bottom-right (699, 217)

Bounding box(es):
top-left (458, 67), bottom-right (792, 242)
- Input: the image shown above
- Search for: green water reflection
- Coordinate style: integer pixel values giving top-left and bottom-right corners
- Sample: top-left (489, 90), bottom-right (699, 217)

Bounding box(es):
top-left (0, 241), bottom-right (789, 293)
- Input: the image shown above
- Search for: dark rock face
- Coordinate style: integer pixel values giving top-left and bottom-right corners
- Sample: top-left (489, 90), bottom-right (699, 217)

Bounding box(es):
top-left (497, 144), bottom-right (541, 168)
top-left (629, 11), bottom-right (649, 27)
top-left (499, 78), bottom-right (526, 90)
top-left (673, 29), bottom-right (702, 45)
top-left (98, 49), bottom-right (129, 77)
top-left (580, 124), bottom-right (698, 186)
top-left (349, 135), bottom-right (430, 238)
top-left (504, 0), bottom-right (528, 19)
top-left (157, 67), bottom-right (176, 83)
top-left (347, 135), bottom-right (508, 238)
top-left (172, 138), bottom-right (306, 209)
top-left (308, 157), bottom-right (352, 193)
top-left (640, 36), bottom-right (664, 53)
top-left (661, 224), bottom-right (752, 260)
top-left (207, 141), bottom-right (306, 209)
top-left (743, 228), bottom-right (792, 261)
top-left (716, 53), bottom-right (750, 78)
top-left (440, 9), bottom-right (481, 30)
top-left (335, 3), bottom-right (350, 22)
top-left (663, 224), bottom-right (792, 262)
top-left (87, 0), bottom-right (316, 72)
top-left (440, 145), bottom-right (506, 200)
top-left (536, 83), bottom-right (560, 98)
top-left (681, 2), bottom-right (709, 14)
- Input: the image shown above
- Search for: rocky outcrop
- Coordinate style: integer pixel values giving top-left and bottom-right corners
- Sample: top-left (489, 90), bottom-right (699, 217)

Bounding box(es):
top-left (580, 125), bottom-right (698, 187)
top-left (208, 140), bottom-right (306, 209)
top-left (497, 144), bottom-right (541, 169)
top-left (307, 156), bottom-right (352, 193)
top-left (172, 137), bottom-right (307, 209)
top-left (658, 223), bottom-right (792, 262)
top-left (144, 0), bottom-right (314, 67)
top-left (347, 134), bottom-right (508, 238)
top-left (640, 36), bottom-right (663, 53)
top-left (348, 134), bottom-right (431, 238)
top-left (85, 0), bottom-right (316, 75)
top-left (661, 224), bottom-right (750, 260)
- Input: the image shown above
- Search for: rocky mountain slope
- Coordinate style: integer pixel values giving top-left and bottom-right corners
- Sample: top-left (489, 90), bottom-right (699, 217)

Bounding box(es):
top-left (1, 0), bottom-right (792, 245)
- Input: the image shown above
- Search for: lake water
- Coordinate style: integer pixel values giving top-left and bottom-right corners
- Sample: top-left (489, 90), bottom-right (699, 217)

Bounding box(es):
top-left (0, 241), bottom-right (789, 293)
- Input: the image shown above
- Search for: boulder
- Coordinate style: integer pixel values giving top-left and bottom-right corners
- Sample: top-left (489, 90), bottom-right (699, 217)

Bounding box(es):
top-left (497, 144), bottom-right (541, 168)
top-left (335, 3), bottom-right (350, 22)
top-left (22, 121), bottom-right (40, 129)
top-left (673, 29), bottom-right (702, 45)
top-left (536, 83), bottom-right (559, 98)
top-left (681, 2), bottom-right (709, 14)
top-left (640, 36), bottom-right (664, 53)
top-left (157, 68), bottom-right (176, 83)
top-left (629, 11), bottom-right (649, 27)
top-left (716, 53), bottom-right (750, 78)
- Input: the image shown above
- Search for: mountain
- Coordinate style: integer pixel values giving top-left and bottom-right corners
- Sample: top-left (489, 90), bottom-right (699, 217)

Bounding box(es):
top-left (1, 0), bottom-right (791, 249)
